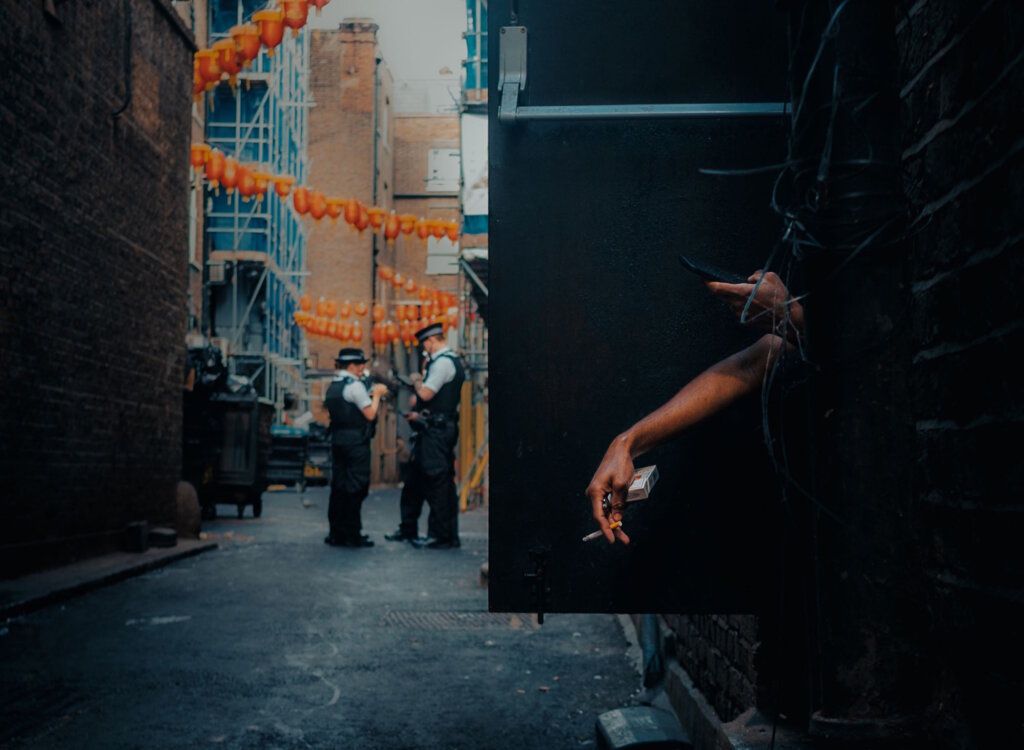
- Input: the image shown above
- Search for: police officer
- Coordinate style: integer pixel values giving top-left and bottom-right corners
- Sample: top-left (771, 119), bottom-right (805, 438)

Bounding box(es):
top-left (323, 348), bottom-right (388, 547)
top-left (403, 322), bottom-right (465, 549)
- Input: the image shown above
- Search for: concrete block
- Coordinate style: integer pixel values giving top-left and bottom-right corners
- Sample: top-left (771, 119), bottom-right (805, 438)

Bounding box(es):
top-left (596, 706), bottom-right (692, 750)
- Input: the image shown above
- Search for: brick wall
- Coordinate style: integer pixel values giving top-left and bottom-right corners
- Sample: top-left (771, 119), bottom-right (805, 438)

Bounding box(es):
top-left (307, 21), bottom-right (392, 379)
top-left (663, 3), bottom-right (1023, 743)
top-left (898, 1), bottom-right (1023, 746)
top-left (0, 0), bottom-right (194, 576)
top-left (393, 114), bottom-right (461, 295)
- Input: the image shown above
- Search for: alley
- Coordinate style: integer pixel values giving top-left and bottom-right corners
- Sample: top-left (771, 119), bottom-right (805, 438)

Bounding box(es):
top-left (0, 488), bottom-right (641, 749)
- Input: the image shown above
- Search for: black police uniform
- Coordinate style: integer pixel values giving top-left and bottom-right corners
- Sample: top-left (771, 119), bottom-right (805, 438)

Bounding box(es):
top-left (324, 371), bottom-right (374, 545)
top-left (409, 349), bottom-right (465, 546)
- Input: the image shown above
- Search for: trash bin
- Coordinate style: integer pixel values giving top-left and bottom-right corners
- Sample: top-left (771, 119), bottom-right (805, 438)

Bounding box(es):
top-left (304, 421), bottom-right (332, 487)
top-left (267, 424), bottom-right (308, 489)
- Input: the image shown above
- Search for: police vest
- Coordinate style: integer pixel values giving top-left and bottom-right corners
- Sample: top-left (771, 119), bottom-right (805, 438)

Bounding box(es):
top-left (325, 375), bottom-right (368, 438)
top-left (424, 352), bottom-right (465, 417)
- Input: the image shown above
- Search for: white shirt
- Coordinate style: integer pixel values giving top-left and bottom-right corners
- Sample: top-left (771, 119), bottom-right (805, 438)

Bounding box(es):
top-left (333, 372), bottom-right (372, 409)
top-left (422, 347), bottom-right (457, 394)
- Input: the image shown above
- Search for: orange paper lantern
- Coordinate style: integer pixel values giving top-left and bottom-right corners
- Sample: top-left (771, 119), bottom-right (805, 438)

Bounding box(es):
top-left (415, 218), bottom-right (430, 243)
top-left (339, 299), bottom-right (351, 318)
top-left (308, 191), bottom-right (327, 220)
top-left (325, 299), bottom-right (337, 318)
top-left (221, 157), bottom-right (239, 194)
top-left (351, 320), bottom-right (363, 342)
top-left (378, 265), bottom-right (394, 282)
top-left (384, 212), bottom-right (400, 244)
top-left (253, 10), bottom-right (285, 56)
top-left (230, 24), bottom-right (261, 68)
top-left (372, 304), bottom-right (385, 322)
top-left (344, 199), bottom-right (360, 226)
top-left (354, 301), bottom-right (368, 317)
top-left (315, 297), bottom-right (327, 316)
top-left (190, 143), bottom-right (210, 170)
top-left (280, 0), bottom-right (309, 38)
top-left (310, 0), bottom-right (330, 15)
top-left (445, 221), bottom-right (460, 243)
top-left (273, 175), bottom-right (295, 197)
top-left (355, 206), bottom-right (369, 233)
top-left (195, 49), bottom-right (222, 90)
top-left (366, 207), bottom-right (386, 233)
top-left (299, 295), bottom-right (312, 312)
top-left (398, 213), bottom-right (418, 235)
top-left (325, 198), bottom-right (345, 222)
top-left (392, 272), bottom-right (404, 289)
top-left (292, 186), bottom-right (310, 215)
top-left (404, 278), bottom-right (417, 294)
top-left (212, 39), bottom-right (242, 88)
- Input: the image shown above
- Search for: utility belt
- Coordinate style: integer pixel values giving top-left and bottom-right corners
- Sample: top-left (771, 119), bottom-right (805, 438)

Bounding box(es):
top-left (411, 411), bottom-right (457, 431)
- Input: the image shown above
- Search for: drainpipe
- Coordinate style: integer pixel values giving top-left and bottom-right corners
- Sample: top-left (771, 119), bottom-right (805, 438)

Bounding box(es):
top-left (370, 51), bottom-right (381, 342)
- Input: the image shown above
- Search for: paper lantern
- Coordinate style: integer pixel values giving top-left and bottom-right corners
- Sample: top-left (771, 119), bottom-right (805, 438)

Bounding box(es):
top-left (315, 297), bottom-right (327, 316)
top-left (236, 164), bottom-right (257, 201)
top-left (253, 10), bottom-right (285, 56)
top-left (378, 265), bottom-right (394, 282)
top-left (327, 320), bottom-right (338, 338)
top-left (354, 301), bottom-right (367, 317)
top-left (308, 191), bottom-right (327, 220)
top-left (398, 213), bottom-right (418, 235)
top-left (190, 143), bottom-right (210, 170)
top-left (325, 198), bottom-right (345, 222)
top-left (351, 320), bottom-right (363, 342)
top-left (299, 295), bottom-right (312, 312)
top-left (430, 219), bottom-right (446, 239)
top-left (230, 24), bottom-right (261, 68)
top-left (252, 171), bottom-right (271, 202)
top-left (339, 299), bottom-right (351, 318)
top-left (325, 299), bottom-right (337, 318)
top-left (372, 304), bottom-right (385, 322)
top-left (221, 157), bottom-right (239, 194)
top-left (340, 321), bottom-right (353, 341)
top-left (366, 207), bottom-right (386, 233)
top-left (310, 0), bottom-right (331, 15)
top-left (211, 39), bottom-right (242, 89)
top-left (384, 212), bottom-right (400, 244)
top-left (405, 278), bottom-right (417, 294)
top-left (292, 186), bottom-right (310, 215)
top-left (355, 206), bottom-right (369, 232)
top-left (417, 286), bottom-right (430, 301)
top-left (445, 221), bottom-right (460, 243)
top-left (416, 218), bottom-right (430, 243)
top-left (385, 320), bottom-right (398, 343)
top-left (273, 175), bottom-right (295, 198)
top-left (344, 199), bottom-right (360, 226)
top-left (280, 0), bottom-right (309, 38)
top-left (195, 49), bottom-right (222, 90)
top-left (392, 272), bottom-right (404, 289)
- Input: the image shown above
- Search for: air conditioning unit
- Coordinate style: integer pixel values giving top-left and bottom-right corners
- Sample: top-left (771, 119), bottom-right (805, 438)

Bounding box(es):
top-left (209, 337), bottom-right (230, 357)
top-left (207, 263), bottom-right (226, 284)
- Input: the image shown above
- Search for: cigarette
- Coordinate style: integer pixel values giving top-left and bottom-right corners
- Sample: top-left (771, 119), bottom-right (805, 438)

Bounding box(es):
top-left (582, 521), bottom-right (622, 542)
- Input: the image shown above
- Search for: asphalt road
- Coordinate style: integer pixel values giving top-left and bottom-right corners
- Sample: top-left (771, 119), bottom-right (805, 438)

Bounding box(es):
top-left (0, 486), bottom-right (642, 749)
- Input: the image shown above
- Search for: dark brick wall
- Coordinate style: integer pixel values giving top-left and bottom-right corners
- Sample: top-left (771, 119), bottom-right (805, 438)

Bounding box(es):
top-left (663, 614), bottom-right (758, 722)
top-left (898, 1), bottom-right (1024, 746)
top-left (0, 0), bottom-right (194, 576)
top-left (664, 3), bottom-right (1022, 741)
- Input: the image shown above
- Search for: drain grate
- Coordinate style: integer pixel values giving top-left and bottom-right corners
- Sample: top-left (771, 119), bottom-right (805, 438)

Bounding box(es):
top-left (381, 610), bottom-right (538, 630)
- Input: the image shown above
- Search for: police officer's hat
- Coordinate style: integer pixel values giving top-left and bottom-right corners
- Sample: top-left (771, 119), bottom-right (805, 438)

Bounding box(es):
top-left (414, 322), bottom-right (445, 344)
top-left (335, 347), bottom-right (368, 366)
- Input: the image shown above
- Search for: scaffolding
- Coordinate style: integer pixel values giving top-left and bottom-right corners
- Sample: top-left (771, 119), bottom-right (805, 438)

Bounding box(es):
top-left (204, 0), bottom-right (310, 415)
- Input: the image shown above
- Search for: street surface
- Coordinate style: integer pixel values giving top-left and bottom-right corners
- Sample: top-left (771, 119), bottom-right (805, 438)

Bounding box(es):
top-left (0, 487), bottom-right (641, 749)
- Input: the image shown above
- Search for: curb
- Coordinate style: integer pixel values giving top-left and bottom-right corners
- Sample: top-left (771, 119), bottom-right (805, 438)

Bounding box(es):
top-left (0, 541), bottom-right (219, 621)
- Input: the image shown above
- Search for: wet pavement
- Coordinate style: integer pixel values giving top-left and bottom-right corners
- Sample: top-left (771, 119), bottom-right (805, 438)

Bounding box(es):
top-left (0, 486), bottom-right (643, 749)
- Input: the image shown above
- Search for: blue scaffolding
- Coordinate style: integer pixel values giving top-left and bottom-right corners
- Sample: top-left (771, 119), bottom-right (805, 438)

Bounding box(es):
top-left (204, 0), bottom-right (309, 413)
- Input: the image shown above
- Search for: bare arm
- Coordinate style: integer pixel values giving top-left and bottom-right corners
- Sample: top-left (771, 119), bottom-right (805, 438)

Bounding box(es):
top-left (705, 271), bottom-right (804, 344)
top-left (360, 384), bottom-right (389, 421)
top-left (585, 333), bottom-right (789, 543)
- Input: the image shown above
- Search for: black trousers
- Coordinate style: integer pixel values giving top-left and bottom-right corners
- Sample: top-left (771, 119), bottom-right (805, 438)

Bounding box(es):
top-left (411, 421), bottom-right (459, 543)
top-left (329, 442), bottom-right (370, 540)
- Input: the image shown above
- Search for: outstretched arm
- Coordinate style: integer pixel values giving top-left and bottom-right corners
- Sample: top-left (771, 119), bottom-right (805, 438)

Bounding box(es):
top-left (585, 333), bottom-right (789, 544)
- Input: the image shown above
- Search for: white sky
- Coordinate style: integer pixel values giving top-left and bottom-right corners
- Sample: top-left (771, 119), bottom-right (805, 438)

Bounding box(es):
top-left (309, 0), bottom-right (467, 84)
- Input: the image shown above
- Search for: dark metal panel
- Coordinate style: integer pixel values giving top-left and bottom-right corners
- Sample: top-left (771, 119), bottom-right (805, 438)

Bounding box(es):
top-left (489, 1), bottom-right (789, 613)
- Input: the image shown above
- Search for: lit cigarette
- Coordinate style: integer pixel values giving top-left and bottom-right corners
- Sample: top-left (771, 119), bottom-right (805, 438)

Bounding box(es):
top-left (582, 521), bottom-right (622, 542)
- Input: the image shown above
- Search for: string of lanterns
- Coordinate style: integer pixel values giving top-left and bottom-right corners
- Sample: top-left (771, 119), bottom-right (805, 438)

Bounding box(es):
top-left (294, 270), bottom-right (460, 351)
top-left (189, 142), bottom-right (462, 242)
top-left (193, 0), bottom-right (331, 99)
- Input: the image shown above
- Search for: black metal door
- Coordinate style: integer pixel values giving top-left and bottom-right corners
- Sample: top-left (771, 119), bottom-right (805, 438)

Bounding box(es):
top-left (489, 1), bottom-right (789, 613)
